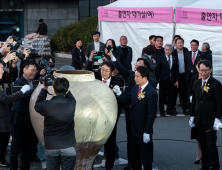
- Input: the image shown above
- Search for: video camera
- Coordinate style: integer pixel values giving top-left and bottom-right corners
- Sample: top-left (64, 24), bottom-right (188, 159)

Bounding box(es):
top-left (39, 59), bottom-right (55, 86)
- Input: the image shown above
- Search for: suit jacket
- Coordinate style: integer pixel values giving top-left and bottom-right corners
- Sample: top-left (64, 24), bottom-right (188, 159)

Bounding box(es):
top-left (185, 50), bottom-right (206, 81)
top-left (71, 47), bottom-right (86, 70)
top-left (142, 54), bottom-right (156, 81)
top-left (117, 46), bottom-right (132, 70)
top-left (191, 76), bottom-right (222, 125)
top-left (0, 87), bottom-right (23, 133)
top-left (156, 55), bottom-right (179, 85)
top-left (86, 41), bottom-right (105, 58)
top-left (114, 60), bottom-right (156, 110)
top-left (172, 47), bottom-right (189, 66)
top-left (118, 83), bottom-right (158, 137)
top-left (11, 76), bottom-right (37, 126)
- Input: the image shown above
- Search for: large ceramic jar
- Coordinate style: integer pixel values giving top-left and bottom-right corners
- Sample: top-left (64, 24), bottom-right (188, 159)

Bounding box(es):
top-left (29, 70), bottom-right (118, 170)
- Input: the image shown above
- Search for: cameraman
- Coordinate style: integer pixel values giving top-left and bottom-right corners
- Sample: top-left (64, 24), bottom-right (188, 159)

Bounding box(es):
top-left (34, 78), bottom-right (76, 170)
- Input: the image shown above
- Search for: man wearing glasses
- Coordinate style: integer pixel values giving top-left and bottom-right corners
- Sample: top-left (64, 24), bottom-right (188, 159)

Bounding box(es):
top-left (10, 59), bottom-right (38, 170)
top-left (189, 60), bottom-right (222, 170)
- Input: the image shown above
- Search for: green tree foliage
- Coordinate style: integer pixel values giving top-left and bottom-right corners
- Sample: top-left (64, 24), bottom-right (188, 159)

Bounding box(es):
top-left (50, 15), bottom-right (98, 52)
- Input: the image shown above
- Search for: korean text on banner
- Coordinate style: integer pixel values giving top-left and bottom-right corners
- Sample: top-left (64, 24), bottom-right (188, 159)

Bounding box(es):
top-left (98, 7), bottom-right (174, 23)
top-left (176, 7), bottom-right (222, 26)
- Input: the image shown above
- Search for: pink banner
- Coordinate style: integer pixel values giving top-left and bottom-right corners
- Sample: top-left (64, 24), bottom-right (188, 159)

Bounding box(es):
top-left (176, 7), bottom-right (222, 26)
top-left (98, 7), bottom-right (173, 22)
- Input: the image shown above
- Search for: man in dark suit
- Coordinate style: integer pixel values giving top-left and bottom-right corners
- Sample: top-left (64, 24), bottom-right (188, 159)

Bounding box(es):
top-left (86, 59), bottom-right (123, 170)
top-left (152, 36), bottom-right (165, 62)
top-left (110, 54), bottom-right (156, 170)
top-left (86, 31), bottom-right (105, 69)
top-left (10, 59), bottom-right (38, 170)
top-left (189, 60), bottom-right (222, 170)
top-left (113, 66), bottom-right (157, 170)
top-left (141, 35), bottom-right (156, 56)
top-left (156, 44), bottom-right (179, 117)
top-left (185, 39), bottom-right (206, 108)
top-left (172, 37), bottom-right (189, 115)
top-left (116, 36), bottom-right (132, 70)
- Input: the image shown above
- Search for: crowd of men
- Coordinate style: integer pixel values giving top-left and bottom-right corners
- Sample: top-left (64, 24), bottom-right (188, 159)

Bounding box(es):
top-left (0, 30), bottom-right (221, 170)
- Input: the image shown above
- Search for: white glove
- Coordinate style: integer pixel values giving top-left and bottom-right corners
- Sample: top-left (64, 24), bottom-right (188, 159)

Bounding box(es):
top-left (20, 85), bottom-right (31, 94)
top-left (189, 116), bottom-right (195, 127)
top-left (213, 118), bottom-right (221, 131)
top-left (143, 133), bottom-right (150, 143)
top-left (190, 96), bottom-right (192, 103)
top-left (113, 85), bottom-right (122, 96)
top-left (215, 123), bottom-right (222, 131)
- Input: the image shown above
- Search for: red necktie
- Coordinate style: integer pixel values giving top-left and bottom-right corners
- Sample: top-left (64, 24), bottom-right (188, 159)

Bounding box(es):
top-left (103, 80), bottom-right (107, 84)
top-left (192, 52), bottom-right (196, 65)
top-left (137, 87), bottom-right (142, 98)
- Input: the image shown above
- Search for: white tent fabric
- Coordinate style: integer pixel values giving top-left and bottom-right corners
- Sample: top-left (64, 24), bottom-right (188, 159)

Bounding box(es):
top-left (99, 0), bottom-right (199, 68)
top-left (175, 0), bottom-right (222, 82)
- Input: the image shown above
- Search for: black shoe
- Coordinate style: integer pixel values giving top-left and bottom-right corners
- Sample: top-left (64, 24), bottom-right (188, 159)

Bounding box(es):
top-left (168, 110), bottom-right (177, 116)
top-left (0, 160), bottom-right (9, 167)
top-left (124, 163), bottom-right (132, 170)
top-left (194, 159), bottom-right (200, 164)
top-left (160, 112), bottom-right (166, 117)
top-left (179, 102), bottom-right (183, 106)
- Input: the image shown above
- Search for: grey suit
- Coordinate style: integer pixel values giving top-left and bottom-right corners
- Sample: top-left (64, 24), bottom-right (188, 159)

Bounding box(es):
top-left (142, 54), bottom-right (156, 81)
top-left (86, 41), bottom-right (105, 58)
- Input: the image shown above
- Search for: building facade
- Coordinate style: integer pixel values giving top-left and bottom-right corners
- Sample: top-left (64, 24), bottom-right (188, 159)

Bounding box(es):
top-left (0, 0), bottom-right (115, 41)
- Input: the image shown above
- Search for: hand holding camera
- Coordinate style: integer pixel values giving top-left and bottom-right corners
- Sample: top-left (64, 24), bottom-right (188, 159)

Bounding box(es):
top-left (105, 45), bottom-right (113, 58)
top-left (23, 48), bottom-right (31, 59)
top-left (3, 52), bottom-right (16, 63)
top-left (89, 50), bottom-right (97, 61)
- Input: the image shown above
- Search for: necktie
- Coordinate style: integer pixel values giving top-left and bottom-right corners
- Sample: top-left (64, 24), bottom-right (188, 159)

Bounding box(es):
top-left (192, 52), bottom-right (196, 65)
top-left (137, 87), bottom-right (142, 98)
top-left (168, 55), bottom-right (171, 68)
top-left (103, 80), bottom-right (107, 84)
top-left (202, 81), bottom-right (206, 94)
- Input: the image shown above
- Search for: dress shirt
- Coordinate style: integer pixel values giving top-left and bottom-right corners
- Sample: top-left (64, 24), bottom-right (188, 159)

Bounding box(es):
top-left (177, 50), bottom-right (185, 73)
top-left (102, 77), bottom-right (111, 87)
top-left (192, 50), bottom-right (198, 60)
top-left (94, 41), bottom-right (100, 52)
top-left (202, 75), bottom-right (210, 87)
top-left (139, 81), bottom-right (149, 93)
top-left (165, 54), bottom-right (173, 69)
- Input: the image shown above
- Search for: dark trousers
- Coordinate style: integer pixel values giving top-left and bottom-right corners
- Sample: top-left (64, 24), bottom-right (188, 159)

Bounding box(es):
top-left (104, 123), bottom-right (117, 169)
top-left (196, 122), bottom-right (220, 170)
top-left (45, 147), bottom-right (76, 170)
top-left (0, 132), bottom-right (10, 161)
top-left (10, 123), bottom-right (35, 170)
top-left (131, 135), bottom-right (153, 170)
top-left (186, 74), bottom-right (193, 110)
top-left (174, 73), bottom-right (188, 110)
top-left (159, 82), bottom-right (175, 113)
top-left (125, 109), bottom-right (132, 163)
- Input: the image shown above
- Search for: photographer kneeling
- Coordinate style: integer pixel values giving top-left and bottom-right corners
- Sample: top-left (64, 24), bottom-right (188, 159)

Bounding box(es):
top-left (34, 78), bottom-right (77, 170)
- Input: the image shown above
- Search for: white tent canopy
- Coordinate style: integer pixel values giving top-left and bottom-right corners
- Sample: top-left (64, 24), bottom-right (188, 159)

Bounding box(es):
top-left (175, 0), bottom-right (222, 82)
top-left (99, 0), bottom-right (199, 68)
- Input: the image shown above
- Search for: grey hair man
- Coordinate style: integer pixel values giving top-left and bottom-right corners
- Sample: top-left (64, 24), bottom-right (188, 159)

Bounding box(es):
top-left (201, 42), bottom-right (212, 64)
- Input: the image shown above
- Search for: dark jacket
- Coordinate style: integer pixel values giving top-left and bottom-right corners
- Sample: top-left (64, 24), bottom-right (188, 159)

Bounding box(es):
top-left (0, 87), bottom-right (23, 133)
top-left (11, 76), bottom-right (37, 126)
top-left (117, 46), bottom-right (132, 70)
top-left (118, 83), bottom-right (157, 137)
top-left (142, 54), bottom-right (156, 81)
top-left (205, 49), bottom-right (212, 64)
top-left (185, 50), bottom-right (206, 81)
top-left (36, 23), bottom-right (47, 35)
top-left (71, 47), bottom-right (86, 70)
top-left (191, 76), bottom-right (222, 125)
top-left (152, 47), bottom-right (165, 62)
top-left (114, 60), bottom-right (156, 110)
top-left (172, 47), bottom-right (189, 72)
top-left (35, 89), bottom-right (76, 150)
top-left (189, 74), bottom-right (199, 97)
top-left (156, 55), bottom-right (179, 85)
top-left (86, 41), bottom-right (105, 58)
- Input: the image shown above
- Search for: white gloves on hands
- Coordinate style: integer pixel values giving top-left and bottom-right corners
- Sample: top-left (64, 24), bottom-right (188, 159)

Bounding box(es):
top-left (190, 96), bottom-right (192, 103)
top-left (215, 123), bottom-right (222, 131)
top-left (189, 116), bottom-right (195, 127)
top-left (20, 85), bottom-right (31, 94)
top-left (143, 133), bottom-right (150, 143)
top-left (113, 85), bottom-right (122, 96)
top-left (213, 118), bottom-right (221, 131)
